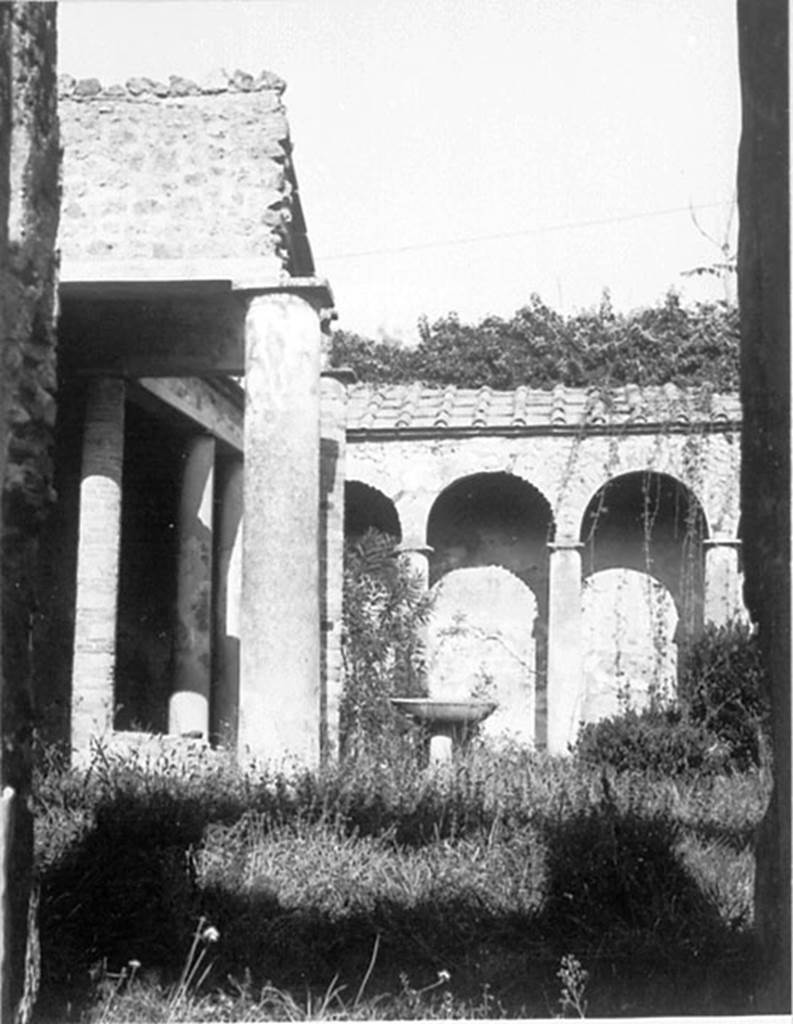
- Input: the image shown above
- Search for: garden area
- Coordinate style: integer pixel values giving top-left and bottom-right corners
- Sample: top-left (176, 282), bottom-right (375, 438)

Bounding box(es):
top-left (30, 532), bottom-right (773, 1021)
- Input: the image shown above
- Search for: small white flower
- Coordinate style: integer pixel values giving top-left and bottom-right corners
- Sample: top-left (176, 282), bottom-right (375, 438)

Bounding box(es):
top-left (437, 969), bottom-right (451, 983)
top-left (202, 925), bottom-right (220, 943)
top-left (128, 958), bottom-right (142, 971)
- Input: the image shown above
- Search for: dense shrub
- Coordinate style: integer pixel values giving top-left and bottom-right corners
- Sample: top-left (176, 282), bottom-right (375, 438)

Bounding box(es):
top-left (574, 707), bottom-right (725, 776)
top-left (341, 529), bottom-right (430, 757)
top-left (574, 621), bottom-right (771, 775)
top-left (678, 620), bottom-right (770, 770)
top-left (331, 292), bottom-right (740, 391)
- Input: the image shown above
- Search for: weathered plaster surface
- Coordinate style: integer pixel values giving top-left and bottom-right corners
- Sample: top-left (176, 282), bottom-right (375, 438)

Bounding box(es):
top-left (346, 414), bottom-right (743, 747)
top-left (347, 429), bottom-right (742, 543)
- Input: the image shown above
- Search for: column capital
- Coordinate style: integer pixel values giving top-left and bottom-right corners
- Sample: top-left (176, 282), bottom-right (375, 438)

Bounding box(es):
top-left (241, 278), bottom-right (334, 317)
top-left (548, 538), bottom-right (584, 552)
top-left (393, 544), bottom-right (434, 557)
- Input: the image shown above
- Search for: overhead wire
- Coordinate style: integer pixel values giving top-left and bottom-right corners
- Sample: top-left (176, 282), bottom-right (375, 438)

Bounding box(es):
top-left (315, 201), bottom-right (734, 262)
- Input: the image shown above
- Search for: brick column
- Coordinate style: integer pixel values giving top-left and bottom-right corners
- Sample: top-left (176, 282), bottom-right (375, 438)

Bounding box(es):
top-left (320, 374), bottom-right (347, 760)
top-left (71, 379), bottom-right (125, 753)
top-left (546, 538), bottom-right (584, 755)
top-left (213, 457), bottom-right (243, 747)
top-left (703, 537), bottom-right (745, 626)
top-left (169, 435), bottom-right (215, 738)
top-left (239, 293), bottom-right (321, 766)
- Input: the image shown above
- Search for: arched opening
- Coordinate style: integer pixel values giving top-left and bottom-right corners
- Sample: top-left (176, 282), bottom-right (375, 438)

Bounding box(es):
top-left (578, 471), bottom-right (707, 722)
top-left (428, 566), bottom-right (537, 744)
top-left (426, 472), bottom-right (554, 744)
top-left (426, 471), bottom-right (554, 590)
top-left (344, 481), bottom-right (401, 543)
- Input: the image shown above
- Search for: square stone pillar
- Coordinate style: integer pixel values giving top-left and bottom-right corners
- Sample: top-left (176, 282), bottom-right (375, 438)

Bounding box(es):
top-left (239, 293), bottom-right (322, 766)
top-left (71, 378), bottom-right (125, 754)
top-left (169, 435), bottom-right (215, 738)
top-left (546, 539), bottom-right (584, 755)
top-left (704, 537), bottom-right (746, 626)
top-left (213, 457), bottom-right (243, 747)
top-left (320, 374), bottom-right (347, 761)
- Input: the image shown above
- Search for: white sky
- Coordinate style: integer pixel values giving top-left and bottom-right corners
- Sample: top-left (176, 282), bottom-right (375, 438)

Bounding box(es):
top-left (58, 0), bottom-right (740, 342)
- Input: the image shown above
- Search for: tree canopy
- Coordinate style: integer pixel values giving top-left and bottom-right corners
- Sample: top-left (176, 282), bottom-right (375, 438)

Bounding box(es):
top-left (330, 292), bottom-right (739, 391)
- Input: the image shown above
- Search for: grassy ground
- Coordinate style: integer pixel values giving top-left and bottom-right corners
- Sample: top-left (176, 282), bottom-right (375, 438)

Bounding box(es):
top-left (31, 740), bottom-right (770, 1020)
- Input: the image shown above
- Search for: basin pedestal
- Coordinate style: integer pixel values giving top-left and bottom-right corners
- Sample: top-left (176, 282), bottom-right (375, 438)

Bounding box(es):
top-left (390, 698), bottom-right (497, 764)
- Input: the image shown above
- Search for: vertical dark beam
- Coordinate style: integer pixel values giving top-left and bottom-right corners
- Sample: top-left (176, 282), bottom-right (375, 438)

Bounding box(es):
top-left (0, 4), bottom-right (60, 1019)
top-left (736, 0), bottom-right (790, 1011)
top-left (0, 4), bottom-right (13, 1016)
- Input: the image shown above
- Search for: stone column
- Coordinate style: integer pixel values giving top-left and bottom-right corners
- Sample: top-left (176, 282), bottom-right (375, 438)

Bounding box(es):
top-left (396, 545), bottom-right (433, 590)
top-left (71, 378), bottom-right (126, 753)
top-left (545, 538), bottom-right (584, 755)
top-left (239, 293), bottom-right (322, 766)
top-left (703, 537), bottom-right (745, 626)
top-left (320, 374), bottom-right (347, 761)
top-left (213, 457), bottom-right (243, 746)
top-left (169, 435), bottom-right (215, 738)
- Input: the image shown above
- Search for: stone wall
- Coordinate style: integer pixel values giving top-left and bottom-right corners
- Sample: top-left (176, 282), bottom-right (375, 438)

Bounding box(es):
top-left (346, 430), bottom-right (742, 546)
top-left (0, 3), bottom-right (60, 1018)
top-left (346, 417), bottom-right (743, 747)
top-left (58, 69), bottom-right (310, 270)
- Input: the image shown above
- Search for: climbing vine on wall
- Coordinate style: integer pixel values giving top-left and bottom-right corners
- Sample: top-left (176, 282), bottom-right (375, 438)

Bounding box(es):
top-left (331, 291), bottom-right (739, 391)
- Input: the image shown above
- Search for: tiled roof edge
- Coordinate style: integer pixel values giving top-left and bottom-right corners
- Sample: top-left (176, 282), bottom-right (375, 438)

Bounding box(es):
top-left (58, 69), bottom-right (287, 101)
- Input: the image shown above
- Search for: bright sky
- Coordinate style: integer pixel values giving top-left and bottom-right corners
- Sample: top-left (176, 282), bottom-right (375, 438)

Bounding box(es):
top-left (58, 1), bottom-right (740, 342)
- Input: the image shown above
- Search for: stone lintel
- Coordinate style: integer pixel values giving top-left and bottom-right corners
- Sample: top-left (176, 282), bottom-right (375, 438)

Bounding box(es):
top-left (136, 377), bottom-right (243, 453)
top-left (59, 277), bottom-right (333, 377)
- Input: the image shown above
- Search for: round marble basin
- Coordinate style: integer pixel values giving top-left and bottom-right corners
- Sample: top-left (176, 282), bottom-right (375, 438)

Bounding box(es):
top-left (389, 698), bottom-right (497, 725)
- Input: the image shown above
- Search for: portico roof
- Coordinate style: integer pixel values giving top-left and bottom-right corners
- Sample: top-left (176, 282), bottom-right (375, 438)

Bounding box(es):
top-left (346, 383), bottom-right (742, 436)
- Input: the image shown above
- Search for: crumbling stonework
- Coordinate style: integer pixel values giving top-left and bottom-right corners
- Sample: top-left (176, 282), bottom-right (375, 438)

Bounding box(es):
top-left (58, 70), bottom-right (310, 270)
top-left (0, 3), bottom-right (59, 1018)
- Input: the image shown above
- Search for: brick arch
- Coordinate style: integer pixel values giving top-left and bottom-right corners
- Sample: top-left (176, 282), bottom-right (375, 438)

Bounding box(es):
top-left (344, 480), bottom-right (402, 542)
top-left (561, 447), bottom-right (715, 540)
top-left (578, 469), bottom-right (708, 644)
top-left (426, 471), bottom-right (555, 593)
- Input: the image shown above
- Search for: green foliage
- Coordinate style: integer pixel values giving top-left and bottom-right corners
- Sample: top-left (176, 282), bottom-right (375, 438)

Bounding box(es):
top-left (574, 707), bottom-right (725, 777)
top-left (340, 529), bottom-right (429, 756)
top-left (678, 620), bottom-right (771, 770)
top-left (574, 621), bottom-right (771, 776)
top-left (34, 744), bottom-right (768, 1021)
top-left (331, 292), bottom-right (739, 390)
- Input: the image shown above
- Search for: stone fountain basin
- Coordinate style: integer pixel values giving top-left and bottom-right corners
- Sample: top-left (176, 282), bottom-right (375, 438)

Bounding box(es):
top-left (389, 698), bottom-right (497, 725)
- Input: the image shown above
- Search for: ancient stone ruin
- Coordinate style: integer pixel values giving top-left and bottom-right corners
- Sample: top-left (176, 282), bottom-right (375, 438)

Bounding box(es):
top-left (24, 71), bottom-right (750, 767)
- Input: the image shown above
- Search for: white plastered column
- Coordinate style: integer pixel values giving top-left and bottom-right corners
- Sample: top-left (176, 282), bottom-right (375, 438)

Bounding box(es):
top-left (545, 538), bottom-right (584, 755)
top-left (320, 373), bottom-right (347, 761)
top-left (704, 536), bottom-right (746, 626)
top-left (239, 293), bottom-right (322, 766)
top-left (169, 435), bottom-right (215, 738)
top-left (71, 379), bottom-right (126, 754)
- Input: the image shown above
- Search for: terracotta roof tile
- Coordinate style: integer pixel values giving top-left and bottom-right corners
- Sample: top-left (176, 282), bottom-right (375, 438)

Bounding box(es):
top-left (345, 383), bottom-right (742, 433)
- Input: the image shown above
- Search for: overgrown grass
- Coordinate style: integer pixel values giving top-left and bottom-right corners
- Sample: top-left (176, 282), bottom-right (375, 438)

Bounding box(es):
top-left (31, 739), bottom-right (771, 1021)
